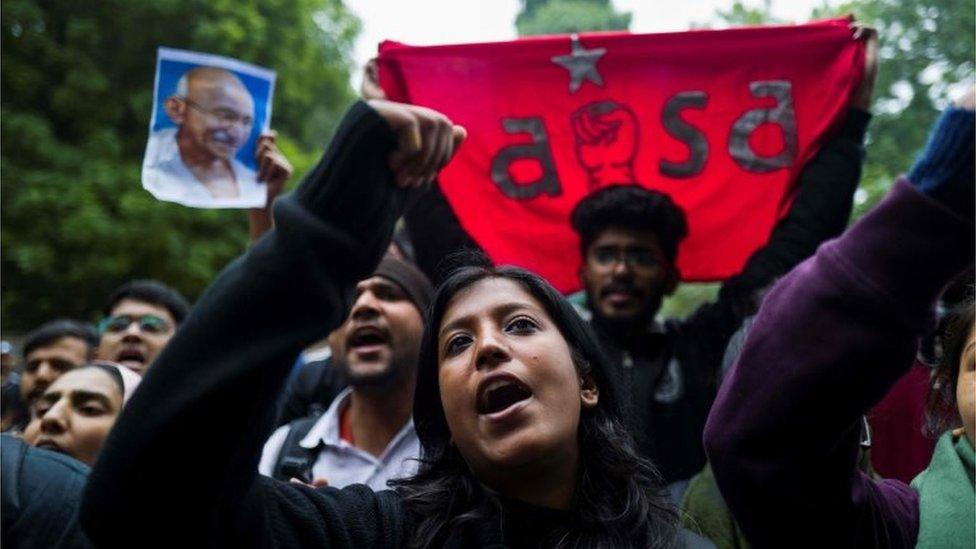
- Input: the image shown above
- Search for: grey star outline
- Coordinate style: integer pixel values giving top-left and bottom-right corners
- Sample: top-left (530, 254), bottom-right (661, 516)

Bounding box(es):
top-left (551, 34), bottom-right (607, 94)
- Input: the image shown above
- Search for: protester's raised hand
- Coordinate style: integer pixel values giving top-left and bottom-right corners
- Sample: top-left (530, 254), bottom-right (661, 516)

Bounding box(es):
top-left (850, 23), bottom-right (879, 111)
top-left (360, 58), bottom-right (387, 101)
top-left (906, 80), bottom-right (974, 214)
top-left (367, 99), bottom-right (467, 188)
top-left (247, 131), bottom-right (294, 243)
top-left (255, 131), bottom-right (293, 203)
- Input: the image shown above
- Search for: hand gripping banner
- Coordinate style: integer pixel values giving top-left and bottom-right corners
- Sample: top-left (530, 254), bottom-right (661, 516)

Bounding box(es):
top-left (379, 19), bottom-right (864, 292)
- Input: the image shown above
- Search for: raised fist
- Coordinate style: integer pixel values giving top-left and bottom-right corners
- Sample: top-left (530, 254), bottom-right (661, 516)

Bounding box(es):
top-left (850, 23), bottom-right (879, 111)
top-left (366, 99), bottom-right (467, 188)
top-left (360, 58), bottom-right (387, 101)
top-left (571, 100), bottom-right (639, 187)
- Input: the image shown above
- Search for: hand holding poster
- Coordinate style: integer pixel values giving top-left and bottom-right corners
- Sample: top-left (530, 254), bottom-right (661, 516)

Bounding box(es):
top-left (379, 19), bottom-right (864, 292)
top-left (143, 48), bottom-right (276, 209)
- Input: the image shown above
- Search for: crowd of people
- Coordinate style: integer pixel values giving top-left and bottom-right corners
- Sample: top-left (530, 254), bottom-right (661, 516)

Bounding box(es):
top-left (1, 23), bottom-right (974, 549)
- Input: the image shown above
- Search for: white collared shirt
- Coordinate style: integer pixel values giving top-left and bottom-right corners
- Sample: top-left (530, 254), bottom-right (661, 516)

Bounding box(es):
top-left (258, 388), bottom-right (421, 491)
top-left (142, 127), bottom-right (266, 209)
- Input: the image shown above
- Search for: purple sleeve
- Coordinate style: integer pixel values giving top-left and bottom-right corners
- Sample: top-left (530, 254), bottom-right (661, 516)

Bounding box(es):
top-left (704, 180), bottom-right (975, 547)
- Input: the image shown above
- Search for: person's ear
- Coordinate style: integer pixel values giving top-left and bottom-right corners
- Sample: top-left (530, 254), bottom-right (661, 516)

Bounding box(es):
top-left (664, 264), bottom-right (680, 296)
top-left (578, 251), bottom-right (592, 286)
top-left (579, 373), bottom-right (599, 409)
top-left (164, 96), bottom-right (187, 125)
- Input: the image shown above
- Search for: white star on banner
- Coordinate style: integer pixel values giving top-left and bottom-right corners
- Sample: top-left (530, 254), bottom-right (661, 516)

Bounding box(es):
top-left (551, 34), bottom-right (607, 94)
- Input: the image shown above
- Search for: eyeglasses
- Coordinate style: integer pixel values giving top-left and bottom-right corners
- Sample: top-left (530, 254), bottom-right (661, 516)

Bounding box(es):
top-left (98, 314), bottom-right (172, 335)
top-left (590, 246), bottom-right (665, 269)
top-left (180, 97), bottom-right (254, 127)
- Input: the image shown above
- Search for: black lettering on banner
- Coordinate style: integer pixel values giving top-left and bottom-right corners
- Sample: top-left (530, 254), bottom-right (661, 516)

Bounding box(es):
top-left (728, 81), bottom-right (797, 173)
top-left (659, 91), bottom-right (709, 178)
top-left (490, 118), bottom-right (562, 200)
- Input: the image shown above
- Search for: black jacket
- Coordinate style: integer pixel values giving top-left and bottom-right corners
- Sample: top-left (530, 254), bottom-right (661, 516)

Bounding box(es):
top-left (2, 434), bottom-right (93, 548)
top-left (275, 356), bottom-right (346, 427)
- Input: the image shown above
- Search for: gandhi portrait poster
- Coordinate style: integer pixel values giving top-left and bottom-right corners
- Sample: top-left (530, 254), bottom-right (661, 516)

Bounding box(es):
top-left (143, 48), bottom-right (276, 209)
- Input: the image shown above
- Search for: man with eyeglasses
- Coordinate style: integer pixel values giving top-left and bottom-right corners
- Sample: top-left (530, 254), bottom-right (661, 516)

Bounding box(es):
top-left (569, 96), bottom-right (871, 503)
top-left (96, 280), bottom-right (190, 375)
top-left (144, 66), bottom-right (280, 208)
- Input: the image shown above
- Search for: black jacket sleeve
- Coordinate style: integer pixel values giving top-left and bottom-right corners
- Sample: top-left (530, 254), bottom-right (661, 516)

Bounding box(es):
top-left (678, 108), bottom-right (870, 374)
top-left (274, 357), bottom-right (348, 428)
top-left (2, 434), bottom-right (93, 549)
top-left (80, 102), bottom-right (408, 548)
top-left (402, 180), bottom-right (483, 286)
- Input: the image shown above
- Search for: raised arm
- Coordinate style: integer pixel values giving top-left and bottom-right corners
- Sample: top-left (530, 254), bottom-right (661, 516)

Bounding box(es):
top-left (81, 100), bottom-right (464, 547)
top-left (679, 28), bottom-right (879, 364)
top-left (359, 57), bottom-right (483, 285)
top-left (403, 181), bottom-right (484, 285)
top-left (705, 95), bottom-right (975, 547)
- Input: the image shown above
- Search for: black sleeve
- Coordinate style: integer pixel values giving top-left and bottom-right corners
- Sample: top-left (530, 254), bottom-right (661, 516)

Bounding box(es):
top-left (2, 435), bottom-right (94, 549)
top-left (235, 481), bottom-right (406, 548)
top-left (679, 108), bottom-right (870, 370)
top-left (275, 357), bottom-right (348, 427)
top-left (276, 358), bottom-right (330, 427)
top-left (403, 180), bottom-right (483, 286)
top-left (80, 102), bottom-right (408, 548)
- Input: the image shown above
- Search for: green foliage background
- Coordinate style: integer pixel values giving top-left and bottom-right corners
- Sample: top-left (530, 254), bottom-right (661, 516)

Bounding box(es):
top-left (1, 0), bottom-right (360, 331)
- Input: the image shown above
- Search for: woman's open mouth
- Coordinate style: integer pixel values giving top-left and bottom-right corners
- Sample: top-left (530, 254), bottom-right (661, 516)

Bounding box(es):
top-left (477, 374), bottom-right (533, 416)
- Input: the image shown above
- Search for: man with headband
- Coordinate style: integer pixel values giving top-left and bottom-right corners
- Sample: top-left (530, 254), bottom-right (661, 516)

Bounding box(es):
top-left (259, 255), bottom-right (433, 490)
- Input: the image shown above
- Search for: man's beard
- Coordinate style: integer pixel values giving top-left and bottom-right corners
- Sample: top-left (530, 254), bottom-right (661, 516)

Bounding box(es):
top-left (586, 290), bottom-right (660, 345)
top-left (338, 354), bottom-right (407, 391)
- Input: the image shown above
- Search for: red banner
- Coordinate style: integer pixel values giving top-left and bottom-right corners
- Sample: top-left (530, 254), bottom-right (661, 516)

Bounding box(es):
top-left (379, 19), bottom-right (863, 292)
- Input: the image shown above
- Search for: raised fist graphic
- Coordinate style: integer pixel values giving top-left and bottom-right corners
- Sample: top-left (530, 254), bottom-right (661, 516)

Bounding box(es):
top-left (571, 100), bottom-right (639, 188)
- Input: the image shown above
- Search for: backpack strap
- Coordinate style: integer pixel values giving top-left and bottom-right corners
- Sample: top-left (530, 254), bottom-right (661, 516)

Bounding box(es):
top-left (271, 414), bottom-right (323, 483)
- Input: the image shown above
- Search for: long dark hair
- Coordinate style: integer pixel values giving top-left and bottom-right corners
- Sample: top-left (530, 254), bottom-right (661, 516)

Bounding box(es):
top-left (392, 262), bottom-right (677, 547)
top-left (924, 295), bottom-right (975, 437)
